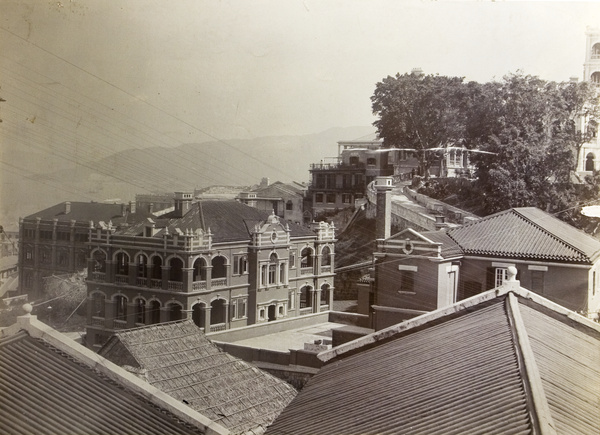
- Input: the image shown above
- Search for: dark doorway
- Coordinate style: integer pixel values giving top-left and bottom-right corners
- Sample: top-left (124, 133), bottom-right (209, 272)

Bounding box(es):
top-left (268, 304), bottom-right (276, 321)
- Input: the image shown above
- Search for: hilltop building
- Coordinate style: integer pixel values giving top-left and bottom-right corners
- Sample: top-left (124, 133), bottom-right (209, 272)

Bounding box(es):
top-left (237, 179), bottom-right (307, 225)
top-left (577, 26), bottom-right (600, 173)
top-left (267, 277), bottom-right (600, 435)
top-left (307, 137), bottom-right (393, 219)
top-left (369, 179), bottom-right (600, 329)
top-left (85, 194), bottom-right (336, 350)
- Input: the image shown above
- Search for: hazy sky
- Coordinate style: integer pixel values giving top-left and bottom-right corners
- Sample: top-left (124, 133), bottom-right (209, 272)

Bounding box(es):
top-left (1, 0), bottom-right (599, 154)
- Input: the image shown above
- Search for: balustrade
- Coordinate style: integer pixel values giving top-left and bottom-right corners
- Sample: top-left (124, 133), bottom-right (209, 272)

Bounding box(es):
top-left (192, 281), bottom-right (207, 291)
top-left (300, 267), bottom-right (313, 276)
top-left (113, 319), bottom-right (127, 329)
top-left (209, 323), bottom-right (227, 332)
top-left (211, 278), bottom-right (227, 288)
top-left (136, 277), bottom-right (147, 287)
top-left (91, 316), bottom-right (104, 326)
top-left (150, 278), bottom-right (162, 289)
top-left (299, 307), bottom-right (313, 316)
top-left (91, 272), bottom-right (106, 282)
top-left (114, 275), bottom-right (128, 284)
top-left (321, 265), bottom-right (332, 273)
top-left (168, 281), bottom-right (183, 291)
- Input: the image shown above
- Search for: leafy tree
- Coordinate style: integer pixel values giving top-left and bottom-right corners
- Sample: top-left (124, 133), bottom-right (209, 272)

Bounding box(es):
top-left (372, 70), bottom-right (600, 229)
top-left (371, 72), bottom-right (469, 177)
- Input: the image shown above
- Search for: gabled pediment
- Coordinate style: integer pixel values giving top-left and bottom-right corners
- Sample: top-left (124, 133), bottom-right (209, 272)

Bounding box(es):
top-left (251, 213), bottom-right (291, 247)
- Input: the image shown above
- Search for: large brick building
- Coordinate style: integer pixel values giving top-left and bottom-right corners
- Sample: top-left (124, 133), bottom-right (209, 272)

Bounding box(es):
top-left (85, 193), bottom-right (336, 350)
top-left (18, 201), bottom-right (135, 299)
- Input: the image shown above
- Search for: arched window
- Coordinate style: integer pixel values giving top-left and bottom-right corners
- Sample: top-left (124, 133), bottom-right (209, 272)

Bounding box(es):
top-left (136, 254), bottom-right (147, 277)
top-left (168, 303), bottom-right (182, 321)
top-left (115, 252), bottom-right (129, 276)
top-left (268, 253), bottom-right (278, 285)
top-left (114, 295), bottom-right (127, 320)
top-left (212, 256), bottom-right (227, 279)
top-left (586, 153), bottom-right (595, 171)
top-left (193, 258), bottom-right (206, 281)
top-left (321, 284), bottom-right (330, 306)
top-left (93, 250), bottom-right (106, 273)
top-left (300, 286), bottom-right (312, 308)
top-left (286, 200), bottom-right (293, 211)
top-left (134, 298), bottom-right (146, 324)
top-left (92, 293), bottom-right (105, 317)
top-left (192, 303), bottom-right (205, 328)
top-left (149, 300), bottom-right (161, 324)
top-left (592, 71), bottom-right (600, 84)
top-left (151, 256), bottom-right (162, 279)
top-left (169, 257), bottom-right (183, 282)
top-left (321, 246), bottom-right (331, 266)
top-left (279, 262), bottom-right (286, 284)
top-left (211, 299), bottom-right (226, 325)
top-left (300, 247), bottom-right (313, 268)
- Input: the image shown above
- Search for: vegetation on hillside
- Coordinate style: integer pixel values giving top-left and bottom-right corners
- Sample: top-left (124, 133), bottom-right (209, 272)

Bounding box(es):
top-left (372, 71), bottom-right (600, 229)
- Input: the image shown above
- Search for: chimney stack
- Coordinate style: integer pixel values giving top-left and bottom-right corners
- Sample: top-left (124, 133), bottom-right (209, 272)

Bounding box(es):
top-left (65, 202), bottom-right (71, 214)
top-left (375, 177), bottom-right (394, 240)
top-left (173, 192), bottom-right (193, 218)
top-left (129, 201), bottom-right (136, 214)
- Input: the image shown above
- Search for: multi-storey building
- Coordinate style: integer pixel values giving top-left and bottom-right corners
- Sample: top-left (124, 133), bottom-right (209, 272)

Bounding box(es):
top-left (85, 193), bottom-right (336, 350)
top-left (308, 138), bottom-right (393, 218)
top-left (578, 26), bottom-right (600, 173)
top-left (237, 179), bottom-right (307, 224)
top-left (18, 201), bottom-right (134, 299)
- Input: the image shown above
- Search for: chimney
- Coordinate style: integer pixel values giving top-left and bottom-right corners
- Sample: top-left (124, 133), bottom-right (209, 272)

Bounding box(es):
top-left (148, 203), bottom-right (154, 213)
top-left (121, 203), bottom-right (126, 217)
top-left (434, 214), bottom-right (448, 230)
top-left (260, 177), bottom-right (270, 188)
top-left (173, 192), bottom-right (193, 218)
top-left (129, 201), bottom-right (136, 214)
top-left (65, 202), bottom-right (71, 214)
top-left (375, 177), bottom-right (394, 240)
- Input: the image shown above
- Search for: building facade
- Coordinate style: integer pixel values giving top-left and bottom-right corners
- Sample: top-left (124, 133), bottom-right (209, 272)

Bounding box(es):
top-left (237, 180), bottom-right (306, 224)
top-left (578, 26), bottom-right (600, 173)
top-left (85, 194), bottom-right (336, 350)
top-left (370, 205), bottom-right (600, 330)
top-left (18, 201), bottom-right (131, 299)
top-left (308, 138), bottom-right (394, 218)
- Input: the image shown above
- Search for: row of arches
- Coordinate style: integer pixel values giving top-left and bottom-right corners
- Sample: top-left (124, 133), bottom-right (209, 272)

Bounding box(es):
top-left (93, 251), bottom-right (228, 281)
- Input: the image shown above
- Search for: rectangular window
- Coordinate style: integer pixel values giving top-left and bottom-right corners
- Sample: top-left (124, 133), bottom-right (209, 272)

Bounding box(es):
top-left (40, 230), bottom-right (53, 240)
top-left (400, 271), bottom-right (415, 293)
top-left (342, 194), bottom-right (352, 204)
top-left (289, 251), bottom-right (296, 268)
top-left (315, 193), bottom-right (324, 203)
top-left (268, 264), bottom-right (277, 285)
top-left (23, 229), bottom-right (35, 239)
top-left (531, 270), bottom-right (545, 294)
top-left (495, 268), bottom-right (508, 287)
top-left (326, 194), bottom-right (336, 204)
top-left (289, 290), bottom-right (295, 309)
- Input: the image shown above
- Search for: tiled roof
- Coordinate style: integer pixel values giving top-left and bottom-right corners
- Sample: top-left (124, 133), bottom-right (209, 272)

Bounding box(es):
top-left (100, 320), bottom-right (297, 435)
top-left (0, 331), bottom-right (203, 435)
top-left (266, 284), bottom-right (600, 435)
top-left (122, 200), bottom-right (315, 243)
top-left (23, 201), bottom-right (127, 223)
top-left (419, 230), bottom-right (464, 258)
top-left (447, 207), bottom-right (600, 263)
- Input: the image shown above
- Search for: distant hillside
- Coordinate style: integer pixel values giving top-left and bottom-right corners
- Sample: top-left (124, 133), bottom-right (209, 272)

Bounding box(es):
top-left (1, 126), bottom-right (375, 230)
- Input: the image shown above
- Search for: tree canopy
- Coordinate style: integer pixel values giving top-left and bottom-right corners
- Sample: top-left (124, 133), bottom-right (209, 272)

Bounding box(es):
top-left (371, 71), bottom-right (600, 227)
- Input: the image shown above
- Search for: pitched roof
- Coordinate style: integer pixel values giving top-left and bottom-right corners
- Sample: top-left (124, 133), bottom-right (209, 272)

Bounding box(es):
top-left (266, 283), bottom-right (600, 435)
top-left (100, 320), bottom-right (297, 435)
top-left (23, 201), bottom-right (127, 223)
top-left (0, 313), bottom-right (228, 435)
top-left (447, 207), bottom-right (600, 263)
top-left (120, 200), bottom-right (315, 243)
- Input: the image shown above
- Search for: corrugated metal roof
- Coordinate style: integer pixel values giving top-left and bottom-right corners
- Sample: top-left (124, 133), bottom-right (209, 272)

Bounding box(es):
top-left (100, 320), bottom-right (297, 435)
top-left (267, 286), bottom-right (600, 435)
top-left (0, 331), bottom-right (201, 435)
top-left (447, 207), bottom-right (600, 263)
top-left (519, 303), bottom-right (600, 435)
top-left (268, 301), bottom-right (532, 435)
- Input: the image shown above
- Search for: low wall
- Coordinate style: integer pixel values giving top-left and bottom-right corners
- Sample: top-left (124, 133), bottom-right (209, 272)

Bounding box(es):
top-left (207, 311), bottom-right (330, 343)
top-left (328, 311), bottom-right (370, 328)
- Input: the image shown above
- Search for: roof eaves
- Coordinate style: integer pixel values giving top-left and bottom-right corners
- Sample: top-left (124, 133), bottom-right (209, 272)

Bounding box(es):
top-left (2, 314), bottom-right (230, 435)
top-left (506, 293), bottom-right (557, 435)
